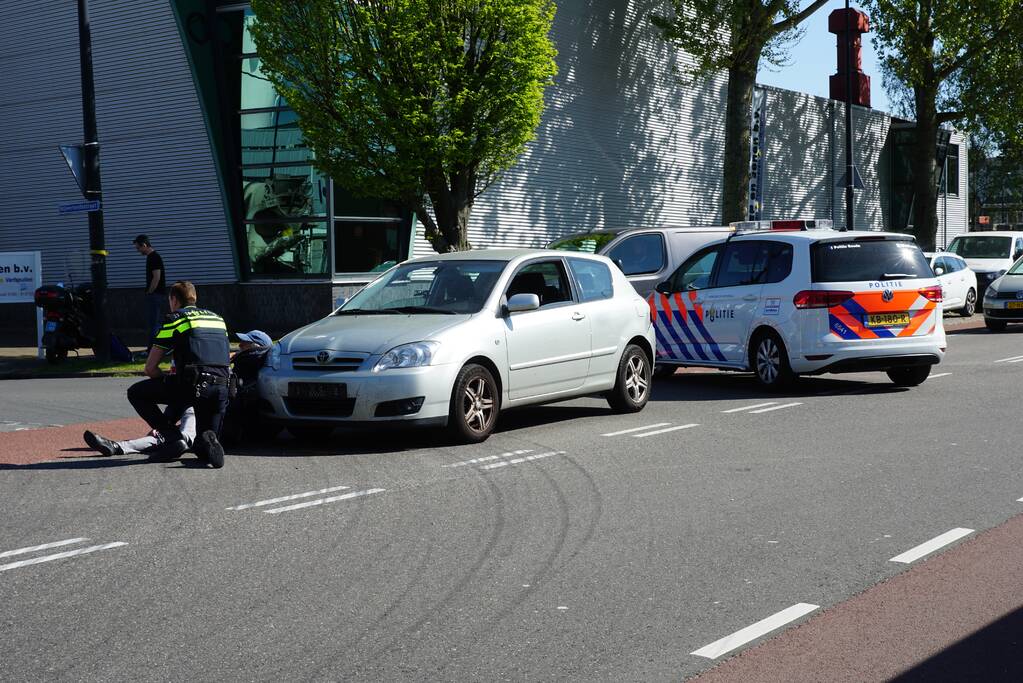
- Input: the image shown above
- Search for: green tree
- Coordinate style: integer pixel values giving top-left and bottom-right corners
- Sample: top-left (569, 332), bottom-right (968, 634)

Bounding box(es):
top-left (651, 1), bottom-right (828, 225)
top-left (864, 0), bottom-right (1023, 249)
top-left (250, 0), bottom-right (557, 252)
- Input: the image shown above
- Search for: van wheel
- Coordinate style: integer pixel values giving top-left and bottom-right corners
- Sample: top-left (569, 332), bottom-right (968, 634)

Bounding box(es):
top-left (959, 289), bottom-right (976, 317)
top-left (886, 366), bottom-right (931, 387)
top-left (750, 331), bottom-right (795, 391)
top-left (986, 318), bottom-right (1007, 332)
top-left (448, 364), bottom-right (499, 444)
top-left (608, 345), bottom-right (651, 413)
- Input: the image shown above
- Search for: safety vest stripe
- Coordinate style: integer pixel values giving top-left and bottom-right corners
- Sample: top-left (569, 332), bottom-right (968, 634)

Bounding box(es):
top-left (189, 319), bottom-right (227, 330)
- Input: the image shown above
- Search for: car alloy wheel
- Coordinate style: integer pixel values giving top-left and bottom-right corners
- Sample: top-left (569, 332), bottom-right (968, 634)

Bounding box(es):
top-left (607, 344), bottom-right (651, 413)
top-left (756, 337), bottom-right (781, 384)
top-left (624, 354), bottom-right (649, 404)
top-left (961, 289), bottom-right (976, 317)
top-left (462, 376), bottom-right (496, 435)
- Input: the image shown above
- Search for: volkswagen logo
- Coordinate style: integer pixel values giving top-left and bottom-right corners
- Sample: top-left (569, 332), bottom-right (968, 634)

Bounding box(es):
top-left (882, 289), bottom-right (894, 303)
top-left (1017, 291), bottom-right (1023, 299)
top-left (316, 351), bottom-right (331, 364)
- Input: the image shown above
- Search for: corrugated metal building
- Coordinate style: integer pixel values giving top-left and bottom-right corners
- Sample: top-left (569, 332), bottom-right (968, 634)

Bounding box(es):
top-left (0, 0), bottom-right (968, 339)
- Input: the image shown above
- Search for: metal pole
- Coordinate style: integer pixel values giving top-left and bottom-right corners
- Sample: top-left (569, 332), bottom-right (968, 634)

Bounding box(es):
top-left (77, 0), bottom-right (109, 362)
top-left (845, 0), bottom-right (855, 231)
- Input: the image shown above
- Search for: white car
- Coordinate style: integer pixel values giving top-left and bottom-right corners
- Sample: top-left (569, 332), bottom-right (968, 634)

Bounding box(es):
top-left (650, 221), bottom-right (946, 388)
top-left (924, 252), bottom-right (978, 316)
top-left (259, 249), bottom-right (656, 443)
top-left (945, 231), bottom-right (1023, 301)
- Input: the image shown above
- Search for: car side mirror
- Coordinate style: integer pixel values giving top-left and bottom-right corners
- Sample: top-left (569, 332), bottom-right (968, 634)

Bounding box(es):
top-left (934, 267), bottom-right (945, 276)
top-left (655, 281), bottom-right (672, 295)
top-left (505, 293), bottom-right (540, 314)
top-left (613, 258), bottom-right (626, 272)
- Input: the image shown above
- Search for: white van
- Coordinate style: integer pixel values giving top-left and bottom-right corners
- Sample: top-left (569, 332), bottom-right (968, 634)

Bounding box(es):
top-left (547, 226), bottom-right (733, 297)
top-left (945, 231), bottom-right (1023, 300)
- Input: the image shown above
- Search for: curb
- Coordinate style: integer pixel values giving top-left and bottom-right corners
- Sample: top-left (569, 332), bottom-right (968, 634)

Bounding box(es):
top-left (0, 371), bottom-right (145, 381)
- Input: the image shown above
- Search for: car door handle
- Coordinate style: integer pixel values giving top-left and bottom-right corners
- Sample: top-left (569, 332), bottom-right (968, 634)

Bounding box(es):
top-left (572, 312), bottom-right (586, 321)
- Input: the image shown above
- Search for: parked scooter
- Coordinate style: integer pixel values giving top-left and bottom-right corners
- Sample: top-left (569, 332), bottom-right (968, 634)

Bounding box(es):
top-left (34, 283), bottom-right (96, 363)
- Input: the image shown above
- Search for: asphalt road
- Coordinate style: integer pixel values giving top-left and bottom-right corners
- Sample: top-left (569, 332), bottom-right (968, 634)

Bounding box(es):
top-left (1, 326), bottom-right (1021, 681)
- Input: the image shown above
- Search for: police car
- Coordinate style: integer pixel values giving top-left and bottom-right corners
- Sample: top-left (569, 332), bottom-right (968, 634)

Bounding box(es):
top-left (649, 220), bottom-right (946, 389)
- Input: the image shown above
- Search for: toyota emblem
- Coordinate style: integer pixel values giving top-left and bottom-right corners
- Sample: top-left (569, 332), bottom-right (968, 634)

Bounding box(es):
top-left (316, 351), bottom-right (331, 364)
top-left (882, 289), bottom-right (894, 303)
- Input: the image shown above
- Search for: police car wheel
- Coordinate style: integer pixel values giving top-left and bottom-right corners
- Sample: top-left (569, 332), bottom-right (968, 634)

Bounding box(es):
top-left (886, 366), bottom-right (931, 387)
top-left (750, 331), bottom-right (794, 390)
top-left (448, 363), bottom-right (499, 444)
top-left (608, 345), bottom-right (651, 413)
top-left (960, 289), bottom-right (976, 317)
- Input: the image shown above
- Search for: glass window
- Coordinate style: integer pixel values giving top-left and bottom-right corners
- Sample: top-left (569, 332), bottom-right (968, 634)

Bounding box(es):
top-left (668, 245), bottom-right (721, 292)
top-left (334, 219), bottom-right (406, 273)
top-left (947, 235), bottom-right (1013, 259)
top-left (607, 234), bottom-right (666, 275)
top-left (1014, 239), bottom-right (1023, 260)
top-left (943, 146), bottom-right (960, 197)
top-left (507, 261), bottom-right (573, 307)
top-left (764, 241), bottom-right (793, 283)
top-left (240, 111), bottom-right (311, 166)
top-left (339, 260), bottom-right (506, 314)
top-left (812, 239), bottom-right (932, 282)
top-left (716, 241), bottom-right (768, 288)
top-left (242, 165), bottom-right (328, 219)
top-left (246, 221), bottom-right (329, 276)
top-left (568, 259), bottom-right (614, 302)
top-left (548, 231), bottom-right (624, 253)
top-left (932, 256), bottom-right (951, 274)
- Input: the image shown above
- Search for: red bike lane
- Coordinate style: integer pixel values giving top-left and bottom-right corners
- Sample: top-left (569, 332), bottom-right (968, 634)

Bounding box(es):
top-left (0, 418), bottom-right (149, 465)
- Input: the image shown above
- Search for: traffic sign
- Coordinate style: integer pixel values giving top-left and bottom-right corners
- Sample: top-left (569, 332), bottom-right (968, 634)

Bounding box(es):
top-left (836, 166), bottom-right (865, 190)
top-left (58, 200), bottom-right (101, 215)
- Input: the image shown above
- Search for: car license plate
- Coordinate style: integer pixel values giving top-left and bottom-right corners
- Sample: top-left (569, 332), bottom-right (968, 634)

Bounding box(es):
top-left (44, 321), bottom-right (58, 332)
top-left (1008, 301), bottom-right (1023, 310)
top-left (288, 382), bottom-right (347, 400)
top-left (866, 312), bottom-right (911, 327)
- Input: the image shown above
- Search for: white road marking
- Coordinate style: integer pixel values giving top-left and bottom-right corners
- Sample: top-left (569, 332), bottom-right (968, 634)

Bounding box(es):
top-left (691, 603), bottom-right (820, 659)
top-left (633, 424), bottom-right (699, 438)
top-left (0, 538), bottom-right (88, 559)
top-left (1009, 358), bottom-right (1023, 364)
top-left (889, 527), bottom-right (974, 564)
top-left (929, 372), bottom-right (952, 378)
top-left (994, 355), bottom-right (1023, 363)
top-left (264, 488), bottom-right (385, 514)
top-left (227, 485), bottom-right (351, 511)
top-left (0, 542), bottom-right (127, 573)
top-left (601, 423), bottom-right (671, 437)
top-left (479, 451), bottom-right (565, 470)
top-left (442, 450), bottom-right (533, 468)
top-left (748, 402), bottom-right (804, 414)
top-left (721, 402), bottom-right (777, 413)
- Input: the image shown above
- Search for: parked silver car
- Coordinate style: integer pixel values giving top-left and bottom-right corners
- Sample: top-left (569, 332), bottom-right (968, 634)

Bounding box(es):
top-left (259, 249), bottom-right (656, 443)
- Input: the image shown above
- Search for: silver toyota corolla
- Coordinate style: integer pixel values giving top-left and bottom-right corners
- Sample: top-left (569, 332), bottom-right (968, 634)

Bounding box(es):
top-left (259, 249), bottom-right (656, 442)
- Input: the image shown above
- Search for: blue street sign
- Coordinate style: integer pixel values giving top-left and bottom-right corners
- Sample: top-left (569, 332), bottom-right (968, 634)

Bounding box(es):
top-left (58, 200), bottom-right (101, 215)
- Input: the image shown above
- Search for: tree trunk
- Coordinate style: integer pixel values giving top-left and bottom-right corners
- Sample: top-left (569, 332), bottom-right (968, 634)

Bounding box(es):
top-left (910, 83), bottom-right (939, 251)
top-left (722, 63), bottom-right (757, 225)
top-left (424, 172), bottom-right (474, 253)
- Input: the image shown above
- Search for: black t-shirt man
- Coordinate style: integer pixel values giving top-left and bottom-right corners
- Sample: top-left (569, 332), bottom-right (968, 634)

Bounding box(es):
top-left (146, 250), bottom-right (166, 295)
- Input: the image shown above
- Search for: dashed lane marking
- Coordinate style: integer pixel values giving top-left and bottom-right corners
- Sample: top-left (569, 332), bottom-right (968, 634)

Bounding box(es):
top-left (442, 450), bottom-right (533, 468)
top-left (227, 485), bottom-right (351, 511)
top-left (993, 355), bottom-right (1023, 363)
top-left (601, 423), bottom-right (670, 437)
top-left (929, 372), bottom-right (952, 378)
top-left (0, 541), bottom-right (127, 573)
top-left (889, 527), bottom-right (974, 564)
top-left (479, 451), bottom-right (565, 470)
top-left (633, 424), bottom-right (699, 438)
top-left (264, 488), bottom-right (386, 514)
top-left (0, 538), bottom-right (89, 559)
top-left (721, 402), bottom-right (777, 413)
top-left (690, 603), bottom-right (820, 659)
top-left (748, 402), bottom-right (803, 414)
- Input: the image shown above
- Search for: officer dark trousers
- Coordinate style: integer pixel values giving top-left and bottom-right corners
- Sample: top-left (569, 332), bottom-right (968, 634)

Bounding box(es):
top-left (128, 375), bottom-right (229, 444)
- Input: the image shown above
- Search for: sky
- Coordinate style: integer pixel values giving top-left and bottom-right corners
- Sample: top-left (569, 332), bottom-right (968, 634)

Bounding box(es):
top-left (755, 0), bottom-right (891, 114)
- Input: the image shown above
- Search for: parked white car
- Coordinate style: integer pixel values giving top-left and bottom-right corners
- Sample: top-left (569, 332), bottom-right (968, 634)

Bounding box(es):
top-left (924, 252), bottom-right (978, 316)
top-left (259, 249), bottom-right (656, 443)
top-left (945, 231), bottom-right (1023, 301)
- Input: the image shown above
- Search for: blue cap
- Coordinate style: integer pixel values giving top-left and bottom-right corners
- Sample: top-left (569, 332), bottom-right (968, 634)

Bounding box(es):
top-left (236, 330), bottom-right (272, 347)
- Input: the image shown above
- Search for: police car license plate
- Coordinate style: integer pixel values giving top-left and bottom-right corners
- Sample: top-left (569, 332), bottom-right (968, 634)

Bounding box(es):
top-left (866, 312), bottom-right (911, 327)
top-left (289, 382), bottom-right (347, 400)
top-left (1007, 301), bottom-right (1023, 310)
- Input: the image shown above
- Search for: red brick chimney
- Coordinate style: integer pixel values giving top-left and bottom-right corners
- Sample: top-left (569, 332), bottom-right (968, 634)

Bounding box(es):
top-left (829, 8), bottom-right (871, 107)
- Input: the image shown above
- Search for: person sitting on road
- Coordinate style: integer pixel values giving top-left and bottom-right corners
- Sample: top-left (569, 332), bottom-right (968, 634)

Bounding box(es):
top-left (83, 408), bottom-right (196, 457)
top-left (221, 329), bottom-right (275, 446)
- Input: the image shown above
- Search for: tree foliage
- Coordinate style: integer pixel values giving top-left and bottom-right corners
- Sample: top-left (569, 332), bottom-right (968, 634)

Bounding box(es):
top-left (651, 1), bottom-right (828, 224)
top-left (250, 0), bottom-right (557, 252)
top-left (863, 0), bottom-right (1023, 247)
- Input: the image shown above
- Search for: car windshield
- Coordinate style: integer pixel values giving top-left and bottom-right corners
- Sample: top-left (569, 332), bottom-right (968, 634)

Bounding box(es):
top-left (946, 235), bottom-right (1012, 259)
top-left (812, 239), bottom-right (932, 282)
top-left (338, 260), bottom-right (506, 315)
top-left (548, 231), bottom-right (624, 253)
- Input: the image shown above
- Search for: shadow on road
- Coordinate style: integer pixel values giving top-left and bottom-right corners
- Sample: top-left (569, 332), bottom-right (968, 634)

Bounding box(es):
top-left (890, 605), bottom-right (1023, 681)
top-left (0, 457), bottom-right (152, 470)
top-left (650, 372), bottom-right (909, 403)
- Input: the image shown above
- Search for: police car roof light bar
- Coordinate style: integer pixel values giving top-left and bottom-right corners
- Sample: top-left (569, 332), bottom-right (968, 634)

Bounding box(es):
top-left (728, 219), bottom-right (835, 234)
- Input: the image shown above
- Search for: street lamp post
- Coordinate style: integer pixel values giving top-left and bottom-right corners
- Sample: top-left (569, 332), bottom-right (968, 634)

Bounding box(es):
top-left (844, 0), bottom-right (855, 232)
top-left (77, 0), bottom-right (110, 362)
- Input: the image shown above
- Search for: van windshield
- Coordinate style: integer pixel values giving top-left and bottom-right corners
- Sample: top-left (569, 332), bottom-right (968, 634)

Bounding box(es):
top-left (812, 239), bottom-right (932, 282)
top-left (946, 235), bottom-right (1012, 259)
top-left (548, 231), bottom-right (624, 253)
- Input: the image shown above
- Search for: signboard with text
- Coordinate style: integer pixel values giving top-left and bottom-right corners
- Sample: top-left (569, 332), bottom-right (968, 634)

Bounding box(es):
top-left (0, 251), bottom-right (44, 358)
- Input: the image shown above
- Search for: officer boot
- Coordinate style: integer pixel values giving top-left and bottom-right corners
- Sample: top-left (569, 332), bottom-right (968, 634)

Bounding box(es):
top-left (196, 430), bottom-right (225, 469)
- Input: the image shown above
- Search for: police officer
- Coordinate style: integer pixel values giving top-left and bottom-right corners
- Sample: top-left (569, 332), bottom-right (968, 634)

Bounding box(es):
top-left (126, 280), bottom-right (230, 468)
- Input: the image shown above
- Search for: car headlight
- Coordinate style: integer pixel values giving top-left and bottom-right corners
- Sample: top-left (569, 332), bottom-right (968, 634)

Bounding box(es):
top-left (374, 341), bottom-right (439, 372)
top-left (985, 287), bottom-right (998, 300)
top-left (267, 342), bottom-right (282, 370)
